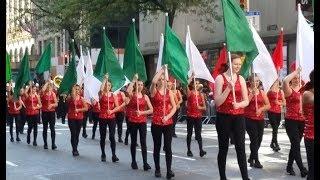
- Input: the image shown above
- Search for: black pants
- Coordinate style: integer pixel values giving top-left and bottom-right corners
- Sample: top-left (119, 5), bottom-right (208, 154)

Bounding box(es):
top-left (19, 109), bottom-right (26, 133)
top-left (246, 118), bottom-right (264, 161)
top-left (186, 117), bottom-right (203, 151)
top-left (8, 114), bottom-right (20, 139)
top-left (304, 138), bottom-right (314, 180)
top-left (268, 111), bottom-right (281, 145)
top-left (151, 124), bottom-right (173, 172)
top-left (68, 119), bottom-right (82, 152)
top-left (172, 110), bottom-right (179, 136)
top-left (91, 112), bottom-right (99, 138)
top-left (129, 121), bottom-right (147, 163)
top-left (125, 116), bottom-right (130, 141)
top-left (215, 113), bottom-right (248, 180)
top-left (99, 119), bottom-right (116, 156)
top-left (115, 112), bottom-right (125, 140)
top-left (42, 111), bottom-right (56, 145)
top-left (285, 119), bottom-right (305, 170)
top-left (27, 115), bottom-right (39, 142)
top-left (82, 111), bottom-right (89, 136)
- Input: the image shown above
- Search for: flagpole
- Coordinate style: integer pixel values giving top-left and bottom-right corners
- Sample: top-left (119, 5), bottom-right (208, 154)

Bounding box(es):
top-left (276, 27), bottom-right (283, 101)
top-left (163, 65), bottom-right (168, 120)
top-left (106, 74), bottom-right (110, 114)
top-left (227, 51), bottom-right (236, 104)
top-left (252, 67), bottom-right (258, 115)
top-left (187, 25), bottom-right (199, 106)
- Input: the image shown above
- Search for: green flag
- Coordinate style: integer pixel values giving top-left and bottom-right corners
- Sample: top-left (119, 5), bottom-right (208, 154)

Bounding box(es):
top-left (6, 51), bottom-right (12, 82)
top-left (58, 41), bottom-right (77, 94)
top-left (221, 0), bottom-right (258, 78)
top-left (123, 19), bottom-right (147, 82)
top-left (35, 42), bottom-right (52, 74)
top-left (14, 52), bottom-right (31, 99)
top-left (162, 15), bottom-right (190, 86)
top-left (93, 27), bottom-right (126, 91)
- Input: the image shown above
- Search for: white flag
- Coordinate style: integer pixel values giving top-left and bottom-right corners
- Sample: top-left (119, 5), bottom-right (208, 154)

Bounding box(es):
top-left (76, 45), bottom-right (85, 85)
top-left (186, 26), bottom-right (214, 83)
top-left (85, 48), bottom-right (93, 76)
top-left (296, 4), bottom-right (314, 82)
top-left (156, 33), bottom-right (164, 73)
top-left (84, 47), bottom-right (100, 103)
top-left (250, 24), bottom-right (277, 92)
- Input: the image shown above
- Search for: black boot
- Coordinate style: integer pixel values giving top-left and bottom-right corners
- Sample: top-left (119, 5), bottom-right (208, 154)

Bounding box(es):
top-left (286, 166), bottom-right (296, 176)
top-left (112, 155), bottom-right (119, 162)
top-left (143, 163), bottom-right (151, 171)
top-left (44, 143), bottom-right (48, 149)
top-left (248, 158), bottom-right (254, 167)
top-left (200, 150), bottom-right (207, 157)
top-left (131, 161), bottom-right (138, 169)
top-left (155, 170), bottom-right (161, 178)
top-left (101, 154), bottom-right (106, 162)
top-left (253, 159), bottom-right (263, 169)
top-left (300, 167), bottom-right (308, 177)
top-left (187, 150), bottom-right (193, 157)
top-left (166, 170), bottom-right (175, 179)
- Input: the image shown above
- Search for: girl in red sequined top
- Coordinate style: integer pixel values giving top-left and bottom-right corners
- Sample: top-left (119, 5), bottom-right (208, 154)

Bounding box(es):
top-left (185, 74), bottom-right (207, 158)
top-left (283, 66), bottom-right (307, 176)
top-left (98, 74), bottom-right (124, 163)
top-left (7, 86), bottom-right (22, 142)
top-left (66, 84), bottom-right (88, 156)
top-left (40, 81), bottom-right (58, 150)
top-left (149, 66), bottom-right (176, 179)
top-left (23, 83), bottom-right (42, 146)
top-left (168, 77), bottom-right (183, 138)
top-left (302, 70), bottom-right (314, 180)
top-left (267, 79), bottom-right (286, 152)
top-left (126, 74), bottom-right (153, 171)
top-left (114, 90), bottom-right (126, 143)
top-left (245, 74), bottom-right (270, 169)
top-left (214, 54), bottom-right (249, 180)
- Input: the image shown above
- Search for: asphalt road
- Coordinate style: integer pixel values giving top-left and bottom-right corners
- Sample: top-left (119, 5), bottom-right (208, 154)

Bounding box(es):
top-left (6, 119), bottom-right (308, 180)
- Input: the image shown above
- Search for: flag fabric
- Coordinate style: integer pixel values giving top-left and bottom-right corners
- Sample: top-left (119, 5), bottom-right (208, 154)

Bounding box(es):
top-left (250, 24), bottom-right (278, 92)
top-left (272, 29), bottom-right (284, 71)
top-left (76, 45), bottom-right (86, 85)
top-left (14, 52), bottom-right (31, 99)
top-left (162, 15), bottom-right (190, 86)
top-left (156, 33), bottom-right (165, 73)
top-left (84, 48), bottom-right (100, 103)
top-left (221, 0), bottom-right (259, 79)
top-left (296, 4), bottom-right (314, 82)
top-left (186, 26), bottom-right (214, 83)
top-left (58, 41), bottom-right (77, 95)
top-left (123, 19), bottom-right (147, 82)
top-left (6, 51), bottom-right (12, 82)
top-left (35, 42), bottom-right (52, 74)
top-left (93, 28), bottom-right (126, 91)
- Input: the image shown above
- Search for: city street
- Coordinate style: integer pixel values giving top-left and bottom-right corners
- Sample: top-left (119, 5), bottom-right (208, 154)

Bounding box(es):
top-left (6, 119), bottom-right (307, 180)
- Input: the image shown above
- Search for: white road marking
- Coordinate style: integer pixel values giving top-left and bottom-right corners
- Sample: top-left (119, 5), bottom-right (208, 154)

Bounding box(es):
top-left (34, 175), bottom-right (51, 180)
top-left (136, 149), bottom-right (196, 161)
top-left (6, 161), bottom-right (18, 167)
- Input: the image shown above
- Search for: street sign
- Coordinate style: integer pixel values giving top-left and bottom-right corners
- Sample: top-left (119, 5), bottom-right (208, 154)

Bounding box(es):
top-left (246, 11), bottom-right (260, 31)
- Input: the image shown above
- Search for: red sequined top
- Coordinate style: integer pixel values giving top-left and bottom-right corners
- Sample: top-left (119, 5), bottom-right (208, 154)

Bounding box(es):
top-left (187, 91), bottom-right (204, 119)
top-left (244, 90), bottom-right (265, 120)
top-left (117, 92), bottom-right (124, 112)
top-left (99, 93), bottom-right (116, 120)
top-left (216, 74), bottom-right (244, 115)
top-left (92, 101), bottom-right (100, 113)
top-left (152, 90), bottom-right (173, 126)
top-left (127, 94), bottom-right (147, 123)
top-left (285, 89), bottom-right (305, 121)
top-left (25, 95), bottom-right (40, 116)
top-left (8, 99), bottom-right (20, 115)
top-left (67, 97), bottom-right (85, 120)
top-left (41, 91), bottom-right (56, 112)
top-left (303, 103), bottom-right (314, 140)
top-left (267, 91), bottom-right (283, 113)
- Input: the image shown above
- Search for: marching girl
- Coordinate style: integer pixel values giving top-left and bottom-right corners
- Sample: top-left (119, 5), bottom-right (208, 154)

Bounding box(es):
top-left (115, 90), bottom-right (126, 143)
top-left (169, 78), bottom-right (183, 138)
top-left (126, 74), bottom-right (153, 170)
top-left (66, 84), bottom-right (88, 156)
top-left (214, 54), bottom-right (250, 180)
top-left (91, 98), bottom-right (100, 140)
top-left (245, 74), bottom-right (270, 168)
top-left (149, 66), bottom-right (176, 179)
top-left (98, 74), bottom-right (125, 162)
top-left (185, 75), bottom-right (207, 157)
top-left (7, 86), bottom-right (22, 142)
top-left (302, 70), bottom-right (314, 180)
top-left (283, 66), bottom-right (308, 177)
top-left (267, 79), bottom-right (286, 152)
top-left (24, 82), bottom-right (42, 146)
top-left (40, 81), bottom-right (58, 150)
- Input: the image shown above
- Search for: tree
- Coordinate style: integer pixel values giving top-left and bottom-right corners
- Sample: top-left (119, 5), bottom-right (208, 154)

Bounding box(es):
top-left (134, 0), bottom-right (222, 32)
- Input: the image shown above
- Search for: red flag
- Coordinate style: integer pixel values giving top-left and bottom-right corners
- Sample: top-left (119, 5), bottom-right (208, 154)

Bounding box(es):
top-left (272, 29), bottom-right (284, 71)
top-left (209, 46), bottom-right (227, 92)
